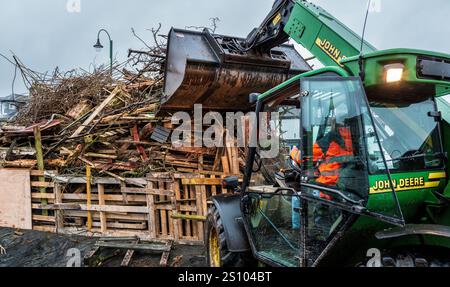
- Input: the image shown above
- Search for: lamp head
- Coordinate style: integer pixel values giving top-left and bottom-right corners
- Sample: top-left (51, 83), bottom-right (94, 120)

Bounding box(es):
top-left (93, 38), bottom-right (104, 52)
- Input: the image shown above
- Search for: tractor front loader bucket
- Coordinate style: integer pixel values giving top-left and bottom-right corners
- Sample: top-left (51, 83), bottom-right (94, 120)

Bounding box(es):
top-left (162, 28), bottom-right (311, 112)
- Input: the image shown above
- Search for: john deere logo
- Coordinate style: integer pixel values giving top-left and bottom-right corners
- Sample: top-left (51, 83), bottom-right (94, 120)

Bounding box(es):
top-left (315, 38), bottom-right (347, 66)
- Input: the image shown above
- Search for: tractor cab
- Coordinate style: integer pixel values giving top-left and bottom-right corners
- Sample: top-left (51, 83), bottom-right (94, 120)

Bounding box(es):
top-left (242, 75), bottom-right (400, 266)
top-left (239, 50), bottom-right (450, 267)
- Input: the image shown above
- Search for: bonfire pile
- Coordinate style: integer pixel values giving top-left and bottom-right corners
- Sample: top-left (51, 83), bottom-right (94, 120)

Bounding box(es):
top-left (0, 43), bottom-right (242, 181)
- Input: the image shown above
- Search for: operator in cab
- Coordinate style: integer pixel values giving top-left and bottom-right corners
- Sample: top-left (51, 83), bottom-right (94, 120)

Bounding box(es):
top-left (289, 100), bottom-right (354, 192)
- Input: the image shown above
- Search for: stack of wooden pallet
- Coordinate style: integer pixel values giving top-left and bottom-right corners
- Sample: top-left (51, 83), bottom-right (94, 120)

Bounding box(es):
top-left (26, 170), bottom-right (236, 244)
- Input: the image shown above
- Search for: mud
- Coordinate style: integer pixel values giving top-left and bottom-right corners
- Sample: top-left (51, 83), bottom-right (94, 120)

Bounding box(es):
top-left (0, 228), bottom-right (206, 267)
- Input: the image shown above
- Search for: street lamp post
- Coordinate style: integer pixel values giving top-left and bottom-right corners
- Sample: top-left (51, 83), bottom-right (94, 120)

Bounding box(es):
top-left (93, 29), bottom-right (113, 76)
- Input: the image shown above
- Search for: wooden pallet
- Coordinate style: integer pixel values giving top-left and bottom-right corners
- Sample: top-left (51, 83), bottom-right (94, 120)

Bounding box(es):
top-left (30, 170), bottom-right (58, 233)
top-left (27, 171), bottom-right (233, 244)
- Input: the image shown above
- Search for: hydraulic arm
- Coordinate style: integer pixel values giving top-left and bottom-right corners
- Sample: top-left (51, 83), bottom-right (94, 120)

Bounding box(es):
top-left (241, 0), bottom-right (377, 67)
top-left (162, 0), bottom-right (379, 112)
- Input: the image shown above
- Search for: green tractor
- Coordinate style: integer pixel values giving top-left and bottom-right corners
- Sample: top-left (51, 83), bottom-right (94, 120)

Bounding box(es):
top-left (164, 0), bottom-right (450, 267)
top-left (205, 0), bottom-right (450, 267)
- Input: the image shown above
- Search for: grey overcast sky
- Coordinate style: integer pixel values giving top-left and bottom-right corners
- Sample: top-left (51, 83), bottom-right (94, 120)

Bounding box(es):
top-left (1, 0), bottom-right (449, 97)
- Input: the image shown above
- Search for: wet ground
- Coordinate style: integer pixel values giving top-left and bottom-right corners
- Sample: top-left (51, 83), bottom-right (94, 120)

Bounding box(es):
top-left (0, 228), bottom-right (206, 267)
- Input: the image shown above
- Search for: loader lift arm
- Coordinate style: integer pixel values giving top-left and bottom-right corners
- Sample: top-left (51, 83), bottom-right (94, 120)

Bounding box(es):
top-left (241, 0), bottom-right (377, 67)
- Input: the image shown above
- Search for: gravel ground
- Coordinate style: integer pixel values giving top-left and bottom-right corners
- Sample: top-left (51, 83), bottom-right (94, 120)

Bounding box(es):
top-left (0, 228), bottom-right (206, 267)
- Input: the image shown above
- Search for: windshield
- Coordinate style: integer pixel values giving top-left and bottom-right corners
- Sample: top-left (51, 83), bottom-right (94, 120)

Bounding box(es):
top-left (366, 98), bottom-right (444, 173)
top-left (300, 77), bottom-right (370, 202)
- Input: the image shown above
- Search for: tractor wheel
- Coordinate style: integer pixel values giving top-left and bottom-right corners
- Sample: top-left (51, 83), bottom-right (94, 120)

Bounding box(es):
top-left (205, 206), bottom-right (254, 267)
top-left (360, 250), bottom-right (450, 267)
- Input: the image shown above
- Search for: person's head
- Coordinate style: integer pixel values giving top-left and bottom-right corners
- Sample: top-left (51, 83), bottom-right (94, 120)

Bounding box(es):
top-left (328, 116), bottom-right (337, 132)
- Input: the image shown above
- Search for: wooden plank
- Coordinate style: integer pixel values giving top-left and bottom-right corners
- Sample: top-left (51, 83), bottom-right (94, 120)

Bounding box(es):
top-left (95, 242), bottom-right (170, 252)
top-left (201, 182), bottom-right (208, 223)
top-left (0, 169), bottom-right (32, 229)
top-left (31, 193), bottom-right (54, 199)
top-left (34, 126), bottom-right (48, 216)
top-left (121, 187), bottom-right (148, 194)
top-left (70, 87), bottom-right (119, 138)
top-left (92, 221), bottom-right (146, 230)
top-left (54, 182), bottom-right (64, 232)
top-left (184, 185), bottom-right (191, 238)
top-left (53, 176), bottom-right (145, 185)
top-left (32, 215), bottom-right (55, 222)
top-left (84, 153), bottom-right (117, 160)
top-left (30, 170), bottom-right (45, 176)
top-left (1, 159), bottom-right (65, 168)
top-left (78, 156), bottom-right (145, 188)
top-left (172, 181), bottom-right (180, 241)
top-left (159, 181), bottom-right (168, 238)
top-left (221, 156), bottom-right (230, 174)
top-left (181, 178), bottom-right (223, 186)
top-left (212, 148), bottom-right (222, 171)
top-left (121, 249), bottom-right (135, 267)
top-left (154, 204), bottom-right (173, 211)
top-left (159, 241), bottom-right (173, 267)
top-left (195, 186), bottom-right (204, 241)
top-left (174, 169), bottom-right (226, 176)
top-left (231, 147), bottom-right (240, 174)
top-left (62, 193), bottom-right (147, 202)
top-left (147, 188), bottom-right (174, 196)
top-left (84, 246), bottom-right (101, 266)
top-left (178, 205), bottom-right (197, 212)
top-left (211, 175), bottom-right (217, 196)
top-left (97, 184), bottom-right (107, 233)
top-left (167, 182), bottom-right (174, 238)
top-left (64, 211), bottom-right (147, 221)
top-left (146, 181), bottom-right (156, 238)
top-left (132, 124), bottom-right (148, 161)
top-left (79, 205), bottom-right (149, 214)
top-left (120, 182), bottom-right (129, 204)
top-left (33, 225), bottom-right (56, 232)
top-left (32, 203), bottom-right (80, 210)
top-left (171, 214), bottom-right (207, 221)
top-left (86, 164), bottom-right (92, 230)
top-left (31, 181), bottom-right (54, 188)
top-left (59, 227), bottom-right (151, 239)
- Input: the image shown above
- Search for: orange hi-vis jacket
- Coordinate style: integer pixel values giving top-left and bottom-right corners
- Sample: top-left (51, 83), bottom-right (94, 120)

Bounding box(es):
top-left (313, 127), bottom-right (354, 186)
top-left (290, 146), bottom-right (302, 165)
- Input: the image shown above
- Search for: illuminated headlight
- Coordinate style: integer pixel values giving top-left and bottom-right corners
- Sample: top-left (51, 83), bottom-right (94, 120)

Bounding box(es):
top-left (385, 63), bottom-right (404, 83)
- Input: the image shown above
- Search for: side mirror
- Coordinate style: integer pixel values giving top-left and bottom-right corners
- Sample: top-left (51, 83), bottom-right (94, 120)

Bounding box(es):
top-left (222, 176), bottom-right (239, 192)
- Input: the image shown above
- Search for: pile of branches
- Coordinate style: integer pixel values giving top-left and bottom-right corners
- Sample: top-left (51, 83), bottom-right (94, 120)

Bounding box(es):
top-left (14, 68), bottom-right (114, 125)
top-left (0, 28), bottom-right (170, 179)
top-left (0, 23), bottom-right (231, 181)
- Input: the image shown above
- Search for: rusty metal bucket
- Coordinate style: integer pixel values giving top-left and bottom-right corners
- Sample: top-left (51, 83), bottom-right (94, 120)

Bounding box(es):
top-left (162, 28), bottom-right (311, 111)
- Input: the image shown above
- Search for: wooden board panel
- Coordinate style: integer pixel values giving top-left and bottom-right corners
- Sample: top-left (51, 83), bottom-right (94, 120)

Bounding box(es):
top-left (0, 169), bottom-right (32, 229)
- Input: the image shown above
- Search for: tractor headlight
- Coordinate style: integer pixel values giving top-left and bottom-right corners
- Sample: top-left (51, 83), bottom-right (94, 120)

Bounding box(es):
top-left (385, 63), bottom-right (404, 83)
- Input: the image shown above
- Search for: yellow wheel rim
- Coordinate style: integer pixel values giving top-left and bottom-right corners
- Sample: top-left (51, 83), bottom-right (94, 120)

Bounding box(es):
top-left (209, 227), bottom-right (221, 267)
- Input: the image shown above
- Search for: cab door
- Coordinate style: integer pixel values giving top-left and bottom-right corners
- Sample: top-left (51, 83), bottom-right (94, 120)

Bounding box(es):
top-left (243, 76), bottom-right (404, 267)
top-left (297, 77), bottom-right (404, 266)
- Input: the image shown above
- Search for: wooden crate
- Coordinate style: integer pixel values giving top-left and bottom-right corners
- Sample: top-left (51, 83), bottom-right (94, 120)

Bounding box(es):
top-left (147, 173), bottom-right (177, 241)
top-left (175, 174), bottom-right (227, 243)
top-left (56, 178), bottom-right (150, 236)
top-left (30, 170), bottom-right (58, 233)
top-left (25, 171), bottom-right (233, 244)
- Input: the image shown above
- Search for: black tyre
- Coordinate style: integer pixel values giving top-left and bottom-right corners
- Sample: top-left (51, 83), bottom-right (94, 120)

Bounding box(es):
top-left (205, 205), bottom-right (255, 267)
